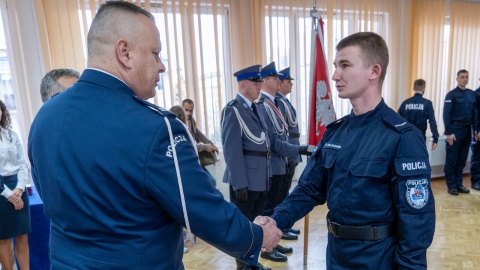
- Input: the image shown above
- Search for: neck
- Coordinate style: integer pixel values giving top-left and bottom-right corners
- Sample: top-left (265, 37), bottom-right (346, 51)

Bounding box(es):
top-left (350, 94), bottom-right (382, 116)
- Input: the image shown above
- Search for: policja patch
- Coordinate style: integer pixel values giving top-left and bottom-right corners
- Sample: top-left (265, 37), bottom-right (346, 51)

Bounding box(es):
top-left (405, 179), bottom-right (429, 209)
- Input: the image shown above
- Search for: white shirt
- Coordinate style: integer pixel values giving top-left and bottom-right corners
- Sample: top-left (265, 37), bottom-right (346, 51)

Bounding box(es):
top-left (261, 91), bottom-right (276, 102)
top-left (0, 127), bottom-right (28, 198)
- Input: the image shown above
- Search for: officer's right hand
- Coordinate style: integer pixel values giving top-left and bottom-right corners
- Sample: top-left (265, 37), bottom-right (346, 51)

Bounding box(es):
top-left (235, 188), bottom-right (248, 201)
top-left (447, 134), bottom-right (456, 146)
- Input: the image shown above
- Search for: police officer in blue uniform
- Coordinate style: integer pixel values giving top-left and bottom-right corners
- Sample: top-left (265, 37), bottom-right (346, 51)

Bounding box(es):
top-left (275, 67), bottom-right (302, 236)
top-left (221, 65), bottom-right (272, 270)
top-left (28, 2), bottom-right (281, 269)
top-left (270, 32), bottom-right (435, 269)
top-left (398, 79), bottom-right (439, 150)
top-left (471, 78), bottom-right (480, 191)
top-left (443, 69), bottom-right (477, 195)
top-left (258, 62), bottom-right (311, 262)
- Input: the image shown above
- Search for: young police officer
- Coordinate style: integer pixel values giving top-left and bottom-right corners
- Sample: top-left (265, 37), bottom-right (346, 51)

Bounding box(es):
top-left (269, 32), bottom-right (436, 269)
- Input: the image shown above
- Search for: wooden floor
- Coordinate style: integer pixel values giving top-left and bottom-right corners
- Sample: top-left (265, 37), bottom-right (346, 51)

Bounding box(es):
top-left (183, 178), bottom-right (480, 269)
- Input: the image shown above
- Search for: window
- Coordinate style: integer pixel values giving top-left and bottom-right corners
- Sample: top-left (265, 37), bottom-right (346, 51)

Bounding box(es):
top-left (264, 6), bottom-right (388, 142)
top-left (0, 12), bottom-right (21, 139)
top-left (77, 1), bottom-right (231, 143)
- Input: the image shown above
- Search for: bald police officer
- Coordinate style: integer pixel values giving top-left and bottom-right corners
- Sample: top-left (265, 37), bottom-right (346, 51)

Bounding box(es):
top-left (28, 2), bottom-right (281, 269)
top-left (221, 65), bottom-right (272, 270)
top-left (398, 79), bottom-right (439, 150)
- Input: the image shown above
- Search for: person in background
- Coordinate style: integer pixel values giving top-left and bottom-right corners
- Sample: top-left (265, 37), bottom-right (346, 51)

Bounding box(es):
top-left (0, 99), bottom-right (30, 270)
top-left (269, 32), bottom-right (435, 269)
top-left (275, 67), bottom-right (301, 237)
top-left (40, 68), bottom-right (80, 102)
top-left (221, 64), bottom-right (272, 270)
top-left (398, 79), bottom-right (439, 150)
top-left (443, 69), bottom-right (476, 195)
top-left (170, 105), bottom-right (187, 124)
top-left (182, 98), bottom-right (219, 187)
top-left (28, 1), bottom-right (281, 269)
top-left (258, 62), bottom-right (312, 262)
top-left (470, 77), bottom-right (480, 191)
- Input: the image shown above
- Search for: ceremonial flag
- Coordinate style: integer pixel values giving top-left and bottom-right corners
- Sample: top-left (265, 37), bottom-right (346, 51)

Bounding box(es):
top-left (308, 16), bottom-right (336, 146)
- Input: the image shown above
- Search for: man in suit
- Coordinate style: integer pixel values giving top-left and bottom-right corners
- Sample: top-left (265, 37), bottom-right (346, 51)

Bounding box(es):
top-left (40, 68), bottom-right (80, 102)
top-left (28, 1), bottom-right (281, 269)
top-left (221, 64), bottom-right (272, 270)
top-left (258, 62), bottom-right (311, 262)
top-left (182, 98), bottom-right (218, 187)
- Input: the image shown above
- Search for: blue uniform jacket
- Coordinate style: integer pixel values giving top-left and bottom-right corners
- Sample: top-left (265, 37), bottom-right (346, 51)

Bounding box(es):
top-left (272, 100), bottom-right (435, 269)
top-left (28, 69), bottom-right (263, 269)
top-left (221, 94), bottom-right (271, 191)
top-left (258, 93), bottom-right (299, 175)
top-left (443, 86), bottom-right (477, 135)
top-left (275, 93), bottom-right (301, 164)
top-left (398, 93), bottom-right (439, 143)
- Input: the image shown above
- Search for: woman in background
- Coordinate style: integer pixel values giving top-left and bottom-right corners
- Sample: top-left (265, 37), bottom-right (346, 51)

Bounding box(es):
top-left (0, 100), bottom-right (30, 270)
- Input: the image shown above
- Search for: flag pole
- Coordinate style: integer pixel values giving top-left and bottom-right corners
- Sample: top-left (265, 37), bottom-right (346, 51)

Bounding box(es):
top-left (303, 3), bottom-right (317, 266)
top-left (304, 0), bottom-right (320, 266)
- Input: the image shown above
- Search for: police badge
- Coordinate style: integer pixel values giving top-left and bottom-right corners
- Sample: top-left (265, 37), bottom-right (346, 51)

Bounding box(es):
top-left (406, 179), bottom-right (429, 209)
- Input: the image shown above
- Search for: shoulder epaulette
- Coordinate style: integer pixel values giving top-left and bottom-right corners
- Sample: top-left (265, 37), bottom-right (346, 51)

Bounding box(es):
top-left (382, 112), bottom-right (412, 133)
top-left (133, 96), bottom-right (172, 117)
top-left (326, 115), bottom-right (349, 129)
top-left (227, 99), bottom-right (237, 106)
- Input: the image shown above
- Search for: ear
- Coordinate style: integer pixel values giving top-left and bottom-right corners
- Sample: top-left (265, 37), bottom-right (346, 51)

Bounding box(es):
top-left (116, 39), bottom-right (132, 69)
top-left (369, 63), bottom-right (382, 80)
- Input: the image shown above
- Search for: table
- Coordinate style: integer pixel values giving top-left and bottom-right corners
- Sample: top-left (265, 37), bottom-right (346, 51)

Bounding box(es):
top-left (28, 186), bottom-right (50, 270)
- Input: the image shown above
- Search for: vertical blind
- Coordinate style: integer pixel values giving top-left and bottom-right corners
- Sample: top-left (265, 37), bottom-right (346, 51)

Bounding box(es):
top-left (32, 0), bottom-right (480, 142)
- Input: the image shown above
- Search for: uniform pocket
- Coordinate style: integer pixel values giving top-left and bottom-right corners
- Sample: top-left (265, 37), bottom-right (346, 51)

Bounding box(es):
top-left (347, 159), bottom-right (390, 207)
top-left (350, 159), bottom-right (387, 178)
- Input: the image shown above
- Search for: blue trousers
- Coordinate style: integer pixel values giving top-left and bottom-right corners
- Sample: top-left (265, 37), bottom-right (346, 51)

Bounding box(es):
top-left (444, 126), bottom-right (471, 189)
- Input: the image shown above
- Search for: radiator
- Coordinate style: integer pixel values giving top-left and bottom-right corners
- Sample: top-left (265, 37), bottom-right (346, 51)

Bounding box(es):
top-left (427, 135), bottom-right (471, 178)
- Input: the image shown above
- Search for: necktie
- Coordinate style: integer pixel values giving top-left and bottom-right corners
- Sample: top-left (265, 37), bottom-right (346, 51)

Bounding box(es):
top-left (251, 103), bottom-right (259, 118)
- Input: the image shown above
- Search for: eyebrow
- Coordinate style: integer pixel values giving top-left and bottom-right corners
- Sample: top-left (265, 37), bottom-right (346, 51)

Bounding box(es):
top-left (333, 59), bottom-right (351, 66)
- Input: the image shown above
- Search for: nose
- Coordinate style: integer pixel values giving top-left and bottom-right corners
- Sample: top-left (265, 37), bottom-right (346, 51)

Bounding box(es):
top-left (158, 59), bottom-right (166, 73)
top-left (332, 68), bottom-right (340, 81)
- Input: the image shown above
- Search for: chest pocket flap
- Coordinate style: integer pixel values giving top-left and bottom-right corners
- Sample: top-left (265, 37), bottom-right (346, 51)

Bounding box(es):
top-left (350, 159), bottom-right (388, 178)
top-left (394, 157), bottom-right (431, 177)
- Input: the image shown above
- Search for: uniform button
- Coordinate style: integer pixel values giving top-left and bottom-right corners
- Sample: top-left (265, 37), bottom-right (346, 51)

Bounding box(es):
top-left (250, 255), bottom-right (254, 258)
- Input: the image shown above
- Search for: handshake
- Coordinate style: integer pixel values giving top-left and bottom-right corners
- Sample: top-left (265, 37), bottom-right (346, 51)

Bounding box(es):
top-left (253, 216), bottom-right (283, 252)
top-left (299, 145), bottom-right (316, 156)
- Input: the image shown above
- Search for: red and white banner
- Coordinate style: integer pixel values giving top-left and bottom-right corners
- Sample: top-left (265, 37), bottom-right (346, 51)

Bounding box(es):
top-left (308, 17), bottom-right (336, 146)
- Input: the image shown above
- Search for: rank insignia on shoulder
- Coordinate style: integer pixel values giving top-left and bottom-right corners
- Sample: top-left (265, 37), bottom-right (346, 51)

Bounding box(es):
top-left (326, 115), bottom-right (348, 129)
top-left (227, 100), bottom-right (237, 106)
top-left (383, 113), bottom-right (411, 133)
top-left (133, 96), bottom-right (167, 116)
top-left (405, 179), bottom-right (429, 209)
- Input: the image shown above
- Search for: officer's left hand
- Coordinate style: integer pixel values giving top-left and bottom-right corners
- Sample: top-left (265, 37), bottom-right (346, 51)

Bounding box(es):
top-left (235, 188), bottom-right (248, 201)
top-left (431, 143), bottom-right (437, 151)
